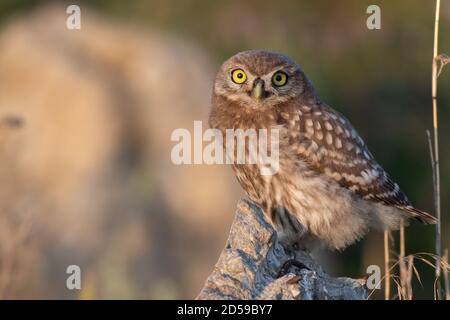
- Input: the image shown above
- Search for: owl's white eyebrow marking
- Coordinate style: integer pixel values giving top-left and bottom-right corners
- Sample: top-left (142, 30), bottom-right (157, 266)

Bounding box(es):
top-left (227, 65), bottom-right (255, 77)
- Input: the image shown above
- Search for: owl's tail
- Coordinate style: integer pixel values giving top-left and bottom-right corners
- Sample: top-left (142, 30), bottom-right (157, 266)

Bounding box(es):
top-left (398, 206), bottom-right (437, 224)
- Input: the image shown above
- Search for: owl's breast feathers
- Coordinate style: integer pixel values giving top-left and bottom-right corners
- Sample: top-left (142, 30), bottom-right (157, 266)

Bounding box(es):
top-left (277, 101), bottom-right (437, 225)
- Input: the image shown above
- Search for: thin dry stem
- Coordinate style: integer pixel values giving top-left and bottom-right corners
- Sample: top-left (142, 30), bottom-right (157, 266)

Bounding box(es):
top-left (398, 221), bottom-right (413, 299)
top-left (400, 222), bottom-right (405, 259)
top-left (384, 230), bottom-right (391, 300)
top-left (368, 252), bottom-right (450, 299)
top-left (444, 249), bottom-right (449, 300)
top-left (431, 0), bottom-right (442, 280)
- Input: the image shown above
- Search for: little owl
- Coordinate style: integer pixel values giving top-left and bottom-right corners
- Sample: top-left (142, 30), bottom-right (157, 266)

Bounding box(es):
top-left (209, 50), bottom-right (436, 251)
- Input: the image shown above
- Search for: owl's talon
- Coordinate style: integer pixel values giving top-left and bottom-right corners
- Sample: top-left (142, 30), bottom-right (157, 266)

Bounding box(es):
top-left (276, 259), bottom-right (310, 278)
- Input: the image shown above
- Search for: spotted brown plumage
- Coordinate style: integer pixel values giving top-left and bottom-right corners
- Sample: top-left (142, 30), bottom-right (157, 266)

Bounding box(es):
top-left (284, 102), bottom-right (436, 224)
top-left (209, 50), bottom-right (436, 251)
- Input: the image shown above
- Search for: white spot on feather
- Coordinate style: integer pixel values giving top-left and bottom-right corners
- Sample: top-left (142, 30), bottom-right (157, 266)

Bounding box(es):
top-left (326, 133), bottom-right (333, 145)
top-left (335, 137), bottom-right (342, 149)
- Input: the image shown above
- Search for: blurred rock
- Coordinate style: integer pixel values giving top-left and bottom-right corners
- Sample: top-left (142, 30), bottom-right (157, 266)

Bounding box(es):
top-left (0, 4), bottom-right (239, 298)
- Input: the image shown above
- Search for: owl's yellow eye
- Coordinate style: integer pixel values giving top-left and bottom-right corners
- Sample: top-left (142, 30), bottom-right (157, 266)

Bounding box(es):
top-left (231, 69), bottom-right (247, 84)
top-left (272, 71), bottom-right (288, 87)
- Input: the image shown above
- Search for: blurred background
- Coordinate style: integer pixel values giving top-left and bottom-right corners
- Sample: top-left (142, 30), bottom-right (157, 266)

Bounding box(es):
top-left (0, 0), bottom-right (448, 299)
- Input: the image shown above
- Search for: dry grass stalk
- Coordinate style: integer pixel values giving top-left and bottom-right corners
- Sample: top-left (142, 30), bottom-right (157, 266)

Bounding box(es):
top-left (398, 221), bottom-right (413, 299)
top-left (398, 255), bottom-right (414, 300)
top-left (444, 249), bottom-right (449, 300)
top-left (384, 230), bottom-right (391, 300)
top-left (431, 0), bottom-right (442, 280)
top-left (392, 1), bottom-right (448, 300)
top-left (369, 252), bottom-right (450, 299)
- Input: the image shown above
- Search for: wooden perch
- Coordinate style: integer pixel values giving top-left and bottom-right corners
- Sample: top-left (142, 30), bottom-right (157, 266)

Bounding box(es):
top-left (197, 199), bottom-right (368, 300)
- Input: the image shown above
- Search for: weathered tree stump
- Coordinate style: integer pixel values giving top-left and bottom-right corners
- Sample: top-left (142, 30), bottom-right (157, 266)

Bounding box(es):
top-left (197, 199), bottom-right (368, 300)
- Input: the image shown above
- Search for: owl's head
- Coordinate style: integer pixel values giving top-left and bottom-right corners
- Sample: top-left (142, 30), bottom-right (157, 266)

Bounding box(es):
top-left (213, 50), bottom-right (315, 110)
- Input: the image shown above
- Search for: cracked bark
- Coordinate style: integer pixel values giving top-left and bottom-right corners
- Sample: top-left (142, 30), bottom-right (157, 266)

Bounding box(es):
top-left (197, 199), bottom-right (368, 300)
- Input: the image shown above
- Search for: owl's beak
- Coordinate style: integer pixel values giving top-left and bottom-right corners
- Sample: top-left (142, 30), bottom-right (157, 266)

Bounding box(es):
top-left (251, 78), bottom-right (265, 101)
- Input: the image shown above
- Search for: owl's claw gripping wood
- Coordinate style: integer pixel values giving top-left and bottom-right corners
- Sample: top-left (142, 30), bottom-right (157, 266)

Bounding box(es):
top-left (276, 259), bottom-right (310, 278)
top-left (197, 200), bottom-right (368, 299)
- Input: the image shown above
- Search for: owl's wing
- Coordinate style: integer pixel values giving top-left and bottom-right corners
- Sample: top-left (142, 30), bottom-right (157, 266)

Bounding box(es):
top-left (286, 103), bottom-right (436, 224)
